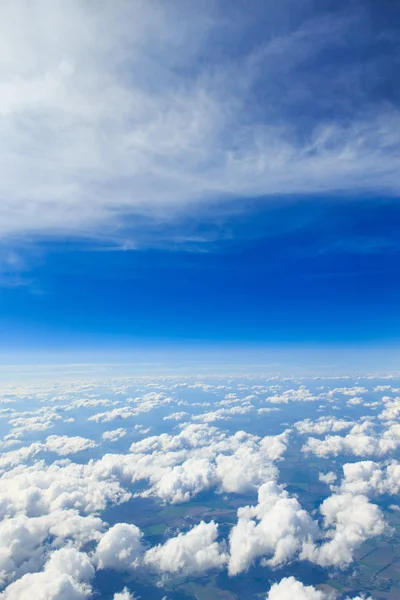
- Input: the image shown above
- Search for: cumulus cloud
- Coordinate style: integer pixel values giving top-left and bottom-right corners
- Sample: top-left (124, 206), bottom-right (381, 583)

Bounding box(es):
top-left (113, 589), bottom-right (137, 600)
top-left (228, 481), bottom-right (318, 575)
top-left (102, 428), bottom-right (127, 442)
top-left (0, 459), bottom-right (131, 519)
top-left (112, 424), bottom-right (289, 503)
top-left (44, 435), bottom-right (97, 455)
top-left (0, 374), bottom-right (390, 595)
top-left (319, 472), bottom-right (337, 485)
top-left (143, 457), bottom-right (218, 504)
top-left (163, 412), bottom-right (189, 422)
top-left (302, 421), bottom-right (400, 458)
top-left (191, 404), bottom-right (255, 423)
top-left (95, 523), bottom-right (144, 571)
top-left (215, 447), bottom-right (278, 494)
top-left (0, 548), bottom-right (94, 600)
top-left (144, 520), bottom-right (227, 577)
top-left (295, 417), bottom-right (354, 436)
top-left (304, 493), bottom-right (386, 567)
top-left (265, 577), bottom-right (372, 600)
top-left (338, 459), bottom-right (400, 497)
top-left (89, 392), bottom-right (173, 423)
top-left (265, 577), bottom-right (327, 600)
top-left (0, 510), bottom-right (104, 586)
top-left (266, 387), bottom-right (320, 404)
top-left (378, 396), bottom-right (400, 421)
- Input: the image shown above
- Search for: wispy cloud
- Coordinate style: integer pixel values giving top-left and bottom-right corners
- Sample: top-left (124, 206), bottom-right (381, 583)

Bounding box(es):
top-left (0, 0), bottom-right (399, 244)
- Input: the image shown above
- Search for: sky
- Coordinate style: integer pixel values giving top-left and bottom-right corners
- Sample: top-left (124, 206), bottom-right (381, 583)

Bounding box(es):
top-left (0, 0), bottom-right (399, 367)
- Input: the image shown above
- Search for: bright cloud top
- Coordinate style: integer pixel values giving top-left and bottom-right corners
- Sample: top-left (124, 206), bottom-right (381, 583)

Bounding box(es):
top-left (0, 373), bottom-right (394, 598)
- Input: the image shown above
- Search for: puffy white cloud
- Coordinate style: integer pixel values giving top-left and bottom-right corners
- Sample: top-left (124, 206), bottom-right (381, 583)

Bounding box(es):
top-left (113, 588), bottom-right (137, 600)
top-left (0, 510), bottom-right (104, 587)
top-left (265, 577), bottom-right (326, 600)
top-left (0, 548), bottom-right (94, 600)
top-left (144, 521), bottom-right (227, 577)
top-left (295, 417), bottom-right (354, 436)
top-left (265, 577), bottom-right (373, 600)
top-left (338, 459), bottom-right (400, 497)
top-left (102, 428), bottom-right (127, 442)
top-left (318, 472), bottom-right (337, 485)
top-left (163, 412), bottom-right (189, 421)
top-left (0, 435), bottom-right (97, 473)
top-left (266, 387), bottom-right (320, 404)
top-left (117, 425), bottom-right (289, 503)
top-left (143, 457), bottom-right (218, 504)
top-left (0, 374), bottom-right (389, 595)
top-left (346, 397), bottom-right (364, 406)
top-left (44, 435), bottom-right (97, 455)
top-left (328, 387), bottom-right (368, 397)
top-left (95, 523), bottom-right (144, 571)
top-left (89, 393), bottom-right (174, 423)
top-left (191, 404), bottom-right (255, 423)
top-left (304, 493), bottom-right (386, 567)
top-left (0, 443), bottom-right (43, 473)
top-left (5, 413), bottom-right (61, 440)
top-left (258, 431), bottom-right (291, 461)
top-left (228, 482), bottom-right (318, 575)
top-left (88, 407), bottom-right (139, 424)
top-left (302, 421), bottom-right (400, 458)
top-left (215, 447), bottom-right (278, 494)
top-left (0, 460), bottom-right (131, 519)
top-left (378, 396), bottom-right (400, 421)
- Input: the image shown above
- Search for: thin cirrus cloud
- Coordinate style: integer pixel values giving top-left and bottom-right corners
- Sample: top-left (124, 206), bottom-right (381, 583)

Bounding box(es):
top-left (0, 0), bottom-right (399, 245)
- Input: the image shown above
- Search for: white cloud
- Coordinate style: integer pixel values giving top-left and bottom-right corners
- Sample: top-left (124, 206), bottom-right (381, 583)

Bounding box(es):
top-left (228, 481), bottom-right (318, 575)
top-left (124, 425), bottom-right (289, 503)
top-left (0, 459), bottom-right (131, 519)
top-left (338, 459), bottom-right (400, 497)
top-left (44, 435), bottom-right (97, 455)
top-left (215, 447), bottom-right (278, 494)
top-left (328, 387), bottom-right (368, 397)
top-left (347, 397), bottom-right (364, 406)
top-left (163, 412), bottom-right (189, 421)
top-left (265, 577), bottom-right (372, 600)
top-left (378, 396), bottom-right (400, 421)
top-left (0, 548), bottom-right (94, 600)
top-left (0, 435), bottom-right (97, 473)
top-left (295, 417), bottom-right (354, 436)
top-left (0, 510), bottom-right (104, 587)
top-left (191, 404), bottom-right (255, 423)
top-left (304, 493), bottom-right (386, 567)
top-left (113, 588), bottom-right (138, 600)
top-left (266, 387), bottom-right (320, 404)
top-left (319, 472), bottom-right (337, 485)
top-left (302, 421), bottom-right (400, 458)
top-left (143, 457), bottom-right (218, 504)
top-left (95, 523), bottom-right (144, 571)
top-left (89, 392), bottom-right (173, 423)
top-left (102, 428), bottom-right (127, 442)
top-left (0, 2), bottom-right (399, 245)
top-left (265, 577), bottom-right (327, 600)
top-left (144, 520), bottom-right (227, 577)
top-left (88, 407), bottom-right (139, 423)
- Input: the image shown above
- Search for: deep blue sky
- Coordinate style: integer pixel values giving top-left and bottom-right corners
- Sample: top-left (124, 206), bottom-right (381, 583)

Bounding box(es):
top-left (2, 198), bottom-right (400, 364)
top-left (0, 0), bottom-right (399, 365)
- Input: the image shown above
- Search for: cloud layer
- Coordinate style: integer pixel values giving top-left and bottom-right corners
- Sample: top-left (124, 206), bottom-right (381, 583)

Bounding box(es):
top-left (1, 1), bottom-right (399, 244)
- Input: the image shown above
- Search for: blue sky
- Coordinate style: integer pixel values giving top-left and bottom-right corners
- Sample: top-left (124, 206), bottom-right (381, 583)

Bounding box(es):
top-left (0, 0), bottom-right (399, 366)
